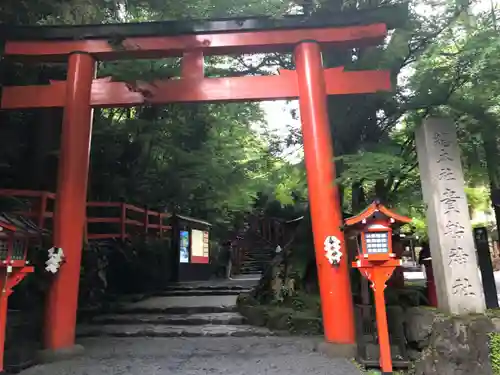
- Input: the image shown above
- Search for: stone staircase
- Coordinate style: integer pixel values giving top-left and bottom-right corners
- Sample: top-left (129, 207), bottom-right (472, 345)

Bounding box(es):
top-left (77, 277), bottom-right (275, 338)
top-left (238, 243), bottom-right (275, 275)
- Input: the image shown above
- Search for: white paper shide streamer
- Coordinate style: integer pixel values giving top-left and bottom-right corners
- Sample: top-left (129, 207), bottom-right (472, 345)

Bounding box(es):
top-left (324, 236), bottom-right (342, 265)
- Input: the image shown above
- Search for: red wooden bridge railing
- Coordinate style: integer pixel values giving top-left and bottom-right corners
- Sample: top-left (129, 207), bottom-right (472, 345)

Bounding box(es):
top-left (0, 189), bottom-right (171, 240)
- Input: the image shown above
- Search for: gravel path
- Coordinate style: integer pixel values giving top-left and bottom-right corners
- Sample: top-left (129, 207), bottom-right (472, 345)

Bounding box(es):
top-left (21, 337), bottom-right (362, 375)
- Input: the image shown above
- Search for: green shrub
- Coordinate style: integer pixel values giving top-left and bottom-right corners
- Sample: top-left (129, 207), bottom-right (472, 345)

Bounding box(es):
top-left (490, 333), bottom-right (500, 375)
top-left (77, 236), bottom-right (174, 310)
top-left (105, 237), bottom-right (174, 294)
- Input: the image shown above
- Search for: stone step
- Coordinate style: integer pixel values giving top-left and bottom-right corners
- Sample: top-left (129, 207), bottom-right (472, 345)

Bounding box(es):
top-left (240, 268), bottom-right (265, 273)
top-left (116, 295), bottom-right (238, 315)
top-left (155, 289), bottom-right (251, 297)
top-left (163, 285), bottom-right (250, 291)
top-left (244, 250), bottom-right (274, 255)
top-left (77, 324), bottom-right (276, 338)
top-left (91, 312), bottom-right (246, 326)
top-left (240, 264), bottom-right (266, 271)
top-left (241, 261), bottom-right (268, 265)
top-left (230, 274), bottom-right (262, 280)
top-left (242, 262), bottom-right (269, 267)
top-left (242, 260), bottom-right (271, 265)
top-left (240, 260), bottom-right (270, 265)
top-left (115, 305), bottom-right (237, 315)
top-left (243, 256), bottom-right (273, 261)
top-left (240, 261), bottom-right (267, 266)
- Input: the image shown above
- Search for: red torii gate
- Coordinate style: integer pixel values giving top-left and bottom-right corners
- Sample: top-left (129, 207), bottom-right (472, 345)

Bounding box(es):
top-left (0, 7), bottom-right (396, 357)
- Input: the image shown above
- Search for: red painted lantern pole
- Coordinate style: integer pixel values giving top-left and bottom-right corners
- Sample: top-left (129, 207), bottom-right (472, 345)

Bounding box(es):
top-left (45, 52), bottom-right (95, 351)
top-left (0, 279), bottom-right (7, 374)
top-left (294, 41), bottom-right (356, 345)
top-left (359, 266), bottom-right (396, 374)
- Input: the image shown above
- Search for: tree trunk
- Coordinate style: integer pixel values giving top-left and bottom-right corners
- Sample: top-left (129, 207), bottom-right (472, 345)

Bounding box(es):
top-left (351, 181), bottom-right (366, 213)
top-left (30, 108), bottom-right (61, 190)
top-left (374, 178), bottom-right (388, 202)
top-left (481, 123), bottom-right (500, 240)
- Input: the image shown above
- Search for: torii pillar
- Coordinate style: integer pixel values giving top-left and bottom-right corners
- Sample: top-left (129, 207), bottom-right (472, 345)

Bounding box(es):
top-left (42, 52), bottom-right (96, 357)
top-left (295, 41), bottom-right (356, 349)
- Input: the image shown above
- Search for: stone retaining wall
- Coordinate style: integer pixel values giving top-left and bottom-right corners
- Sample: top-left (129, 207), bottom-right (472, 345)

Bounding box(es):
top-left (238, 303), bottom-right (322, 335)
top-left (239, 291), bottom-right (500, 375)
top-left (405, 307), bottom-right (498, 375)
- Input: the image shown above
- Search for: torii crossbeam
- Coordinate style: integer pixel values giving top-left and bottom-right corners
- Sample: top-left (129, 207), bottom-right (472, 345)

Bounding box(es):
top-left (0, 4), bottom-right (403, 358)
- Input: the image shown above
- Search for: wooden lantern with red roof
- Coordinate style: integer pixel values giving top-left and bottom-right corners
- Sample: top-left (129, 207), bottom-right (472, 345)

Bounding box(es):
top-left (344, 200), bottom-right (411, 375)
top-left (0, 214), bottom-right (36, 373)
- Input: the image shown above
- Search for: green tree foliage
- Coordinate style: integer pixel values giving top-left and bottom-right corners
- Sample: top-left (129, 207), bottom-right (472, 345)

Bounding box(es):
top-left (391, 3), bottom-right (500, 234)
top-left (90, 101), bottom-right (281, 226)
top-left (303, 0), bottom-right (500, 236)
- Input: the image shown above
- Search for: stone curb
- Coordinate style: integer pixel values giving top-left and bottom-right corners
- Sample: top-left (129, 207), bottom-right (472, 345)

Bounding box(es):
top-left (37, 344), bottom-right (85, 364)
top-left (91, 313), bottom-right (246, 326)
top-left (115, 306), bottom-right (238, 315)
top-left (154, 289), bottom-right (251, 297)
top-left (314, 341), bottom-right (357, 359)
top-left (77, 325), bottom-right (277, 338)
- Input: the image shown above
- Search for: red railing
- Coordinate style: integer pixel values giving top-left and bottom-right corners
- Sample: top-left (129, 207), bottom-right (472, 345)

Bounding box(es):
top-left (0, 189), bottom-right (171, 240)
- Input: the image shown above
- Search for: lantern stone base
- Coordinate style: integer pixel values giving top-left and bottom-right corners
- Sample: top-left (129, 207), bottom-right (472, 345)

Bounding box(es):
top-left (37, 344), bottom-right (84, 363)
top-left (315, 341), bottom-right (357, 358)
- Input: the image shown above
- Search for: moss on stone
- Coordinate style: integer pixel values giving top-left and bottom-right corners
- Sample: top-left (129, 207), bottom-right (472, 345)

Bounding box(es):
top-left (487, 309), bottom-right (500, 319)
top-left (238, 295), bottom-right (323, 335)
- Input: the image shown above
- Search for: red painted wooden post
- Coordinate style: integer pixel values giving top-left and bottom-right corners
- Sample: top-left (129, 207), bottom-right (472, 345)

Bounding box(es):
top-left (144, 206), bottom-right (149, 235)
top-left (182, 51), bottom-right (204, 80)
top-left (120, 201), bottom-right (126, 241)
top-left (372, 269), bottom-right (393, 374)
top-left (44, 52), bottom-right (95, 351)
top-left (159, 213), bottom-right (164, 238)
top-left (294, 41), bottom-right (355, 344)
top-left (0, 282), bottom-right (8, 372)
top-left (38, 192), bottom-right (48, 229)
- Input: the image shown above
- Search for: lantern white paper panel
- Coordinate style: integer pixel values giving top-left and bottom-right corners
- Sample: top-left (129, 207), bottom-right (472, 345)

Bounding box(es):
top-left (365, 232), bottom-right (389, 254)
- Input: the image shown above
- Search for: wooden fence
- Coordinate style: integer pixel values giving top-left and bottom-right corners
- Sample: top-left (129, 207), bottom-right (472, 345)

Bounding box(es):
top-left (0, 189), bottom-right (171, 240)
